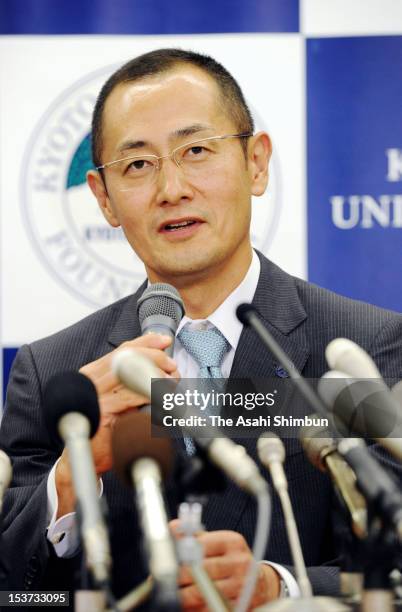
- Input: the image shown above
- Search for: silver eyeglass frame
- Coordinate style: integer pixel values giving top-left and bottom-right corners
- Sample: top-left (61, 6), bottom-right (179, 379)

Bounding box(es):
top-left (95, 132), bottom-right (253, 172)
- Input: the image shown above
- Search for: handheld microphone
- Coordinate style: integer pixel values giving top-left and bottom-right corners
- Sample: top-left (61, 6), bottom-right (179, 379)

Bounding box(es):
top-left (137, 283), bottom-right (185, 357)
top-left (112, 348), bottom-right (268, 497)
top-left (112, 411), bottom-right (179, 611)
top-left (43, 372), bottom-right (111, 586)
top-left (258, 433), bottom-right (313, 598)
top-left (0, 450), bottom-right (12, 514)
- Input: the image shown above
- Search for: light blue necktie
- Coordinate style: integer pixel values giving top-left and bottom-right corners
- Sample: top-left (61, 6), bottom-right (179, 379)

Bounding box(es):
top-left (178, 325), bottom-right (231, 454)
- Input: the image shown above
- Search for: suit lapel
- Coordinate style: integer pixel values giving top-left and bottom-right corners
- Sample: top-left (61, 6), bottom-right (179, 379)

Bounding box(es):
top-left (231, 252), bottom-right (310, 379)
top-left (107, 280), bottom-right (147, 348)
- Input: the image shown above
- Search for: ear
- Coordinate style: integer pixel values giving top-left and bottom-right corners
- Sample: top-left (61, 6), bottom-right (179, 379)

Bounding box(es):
top-left (248, 132), bottom-right (272, 197)
top-left (87, 170), bottom-right (121, 227)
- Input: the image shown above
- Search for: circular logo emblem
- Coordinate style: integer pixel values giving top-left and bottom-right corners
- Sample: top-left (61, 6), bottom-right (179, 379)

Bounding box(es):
top-left (21, 67), bottom-right (282, 308)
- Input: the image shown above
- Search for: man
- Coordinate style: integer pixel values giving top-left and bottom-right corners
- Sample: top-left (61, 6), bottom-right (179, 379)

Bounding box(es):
top-left (1, 49), bottom-right (402, 609)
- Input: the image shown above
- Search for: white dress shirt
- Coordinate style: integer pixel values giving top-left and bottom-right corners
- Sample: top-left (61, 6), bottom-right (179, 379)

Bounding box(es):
top-left (46, 250), bottom-right (300, 596)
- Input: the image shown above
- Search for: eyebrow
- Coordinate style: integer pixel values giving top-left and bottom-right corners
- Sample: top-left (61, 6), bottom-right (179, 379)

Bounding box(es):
top-left (117, 123), bottom-right (213, 155)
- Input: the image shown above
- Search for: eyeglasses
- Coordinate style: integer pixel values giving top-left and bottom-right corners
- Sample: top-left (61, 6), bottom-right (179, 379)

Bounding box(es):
top-left (96, 132), bottom-right (252, 191)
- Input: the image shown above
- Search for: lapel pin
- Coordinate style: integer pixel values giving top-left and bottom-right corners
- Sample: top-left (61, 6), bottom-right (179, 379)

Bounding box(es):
top-left (274, 365), bottom-right (289, 378)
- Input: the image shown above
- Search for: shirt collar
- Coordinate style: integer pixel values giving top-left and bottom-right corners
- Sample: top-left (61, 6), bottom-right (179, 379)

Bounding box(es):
top-left (176, 250), bottom-right (261, 350)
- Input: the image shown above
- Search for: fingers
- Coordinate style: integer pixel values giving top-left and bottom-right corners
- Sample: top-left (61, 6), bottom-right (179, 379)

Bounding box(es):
top-left (172, 529), bottom-right (274, 610)
top-left (169, 519), bottom-right (181, 536)
top-left (125, 334), bottom-right (173, 350)
top-left (179, 560), bottom-right (278, 610)
top-left (80, 335), bottom-right (178, 400)
top-left (197, 530), bottom-right (249, 556)
top-left (180, 575), bottom-right (242, 608)
top-left (178, 551), bottom-right (251, 587)
top-left (138, 347), bottom-right (177, 374)
top-left (98, 386), bottom-right (149, 421)
top-left (171, 526), bottom-right (249, 588)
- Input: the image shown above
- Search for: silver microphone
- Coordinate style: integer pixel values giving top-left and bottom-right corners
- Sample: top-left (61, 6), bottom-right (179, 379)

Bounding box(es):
top-left (325, 338), bottom-right (382, 379)
top-left (0, 450), bottom-right (12, 514)
top-left (258, 433), bottom-right (313, 599)
top-left (137, 283), bottom-right (185, 357)
top-left (43, 372), bottom-right (111, 586)
top-left (112, 411), bottom-right (179, 608)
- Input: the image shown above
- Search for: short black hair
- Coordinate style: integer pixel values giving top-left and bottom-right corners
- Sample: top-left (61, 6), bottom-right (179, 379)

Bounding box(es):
top-left (91, 48), bottom-right (254, 167)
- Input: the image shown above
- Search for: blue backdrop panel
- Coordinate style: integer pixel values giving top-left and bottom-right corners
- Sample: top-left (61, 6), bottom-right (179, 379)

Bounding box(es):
top-left (2, 348), bottom-right (18, 404)
top-left (307, 36), bottom-right (402, 312)
top-left (0, 0), bottom-right (299, 34)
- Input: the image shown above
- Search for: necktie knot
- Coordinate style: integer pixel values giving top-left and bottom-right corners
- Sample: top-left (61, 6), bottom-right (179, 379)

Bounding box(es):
top-left (178, 325), bottom-right (231, 378)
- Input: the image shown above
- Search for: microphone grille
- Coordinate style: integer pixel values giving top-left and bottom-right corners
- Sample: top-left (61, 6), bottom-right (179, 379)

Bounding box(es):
top-left (137, 283), bottom-right (184, 327)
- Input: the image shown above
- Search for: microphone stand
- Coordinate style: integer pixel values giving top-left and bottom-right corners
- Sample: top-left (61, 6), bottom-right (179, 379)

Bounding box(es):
top-left (170, 447), bottom-right (232, 610)
top-left (105, 577), bottom-right (153, 612)
top-left (256, 441), bottom-right (350, 612)
top-left (176, 502), bottom-right (230, 612)
top-left (359, 515), bottom-right (399, 612)
top-left (331, 492), bottom-right (364, 604)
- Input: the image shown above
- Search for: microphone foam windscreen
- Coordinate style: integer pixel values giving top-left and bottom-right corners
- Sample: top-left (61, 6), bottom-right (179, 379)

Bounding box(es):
top-left (137, 283), bottom-right (184, 327)
top-left (258, 432), bottom-right (285, 464)
top-left (112, 412), bottom-right (174, 487)
top-left (236, 303), bottom-right (255, 325)
top-left (43, 371), bottom-right (100, 443)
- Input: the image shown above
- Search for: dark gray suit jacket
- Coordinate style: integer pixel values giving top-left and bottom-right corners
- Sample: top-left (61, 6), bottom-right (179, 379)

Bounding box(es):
top-left (1, 252), bottom-right (402, 602)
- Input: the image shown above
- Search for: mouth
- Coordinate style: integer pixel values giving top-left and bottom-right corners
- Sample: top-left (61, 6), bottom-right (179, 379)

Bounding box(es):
top-left (158, 217), bottom-right (204, 234)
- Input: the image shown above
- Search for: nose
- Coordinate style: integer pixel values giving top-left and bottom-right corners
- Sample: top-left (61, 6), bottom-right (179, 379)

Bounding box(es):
top-left (155, 156), bottom-right (194, 206)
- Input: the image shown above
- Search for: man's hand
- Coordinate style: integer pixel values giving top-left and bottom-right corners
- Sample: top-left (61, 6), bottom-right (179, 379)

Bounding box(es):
top-left (170, 521), bottom-right (281, 610)
top-left (55, 334), bottom-right (179, 517)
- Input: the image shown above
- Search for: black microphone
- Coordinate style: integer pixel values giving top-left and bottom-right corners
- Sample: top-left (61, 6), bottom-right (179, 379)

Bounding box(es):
top-left (43, 372), bottom-right (111, 587)
top-left (236, 303), bottom-right (330, 420)
top-left (137, 283), bottom-right (185, 357)
top-left (112, 412), bottom-right (179, 611)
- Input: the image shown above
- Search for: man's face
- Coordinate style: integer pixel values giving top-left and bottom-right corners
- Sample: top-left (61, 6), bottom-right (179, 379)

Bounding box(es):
top-left (88, 65), bottom-right (271, 285)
